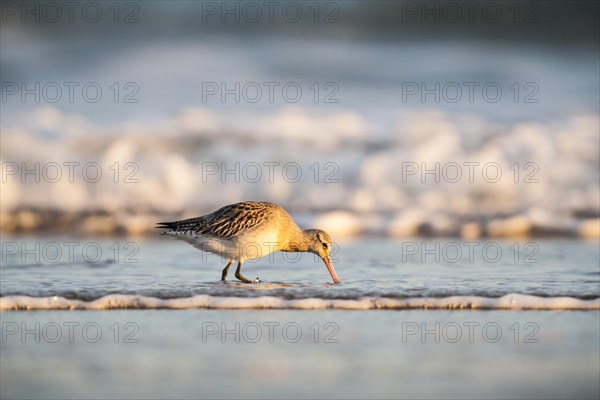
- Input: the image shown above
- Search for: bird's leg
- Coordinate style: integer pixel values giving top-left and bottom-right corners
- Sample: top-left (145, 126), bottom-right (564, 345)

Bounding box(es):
top-left (234, 261), bottom-right (254, 283)
top-left (221, 260), bottom-right (234, 281)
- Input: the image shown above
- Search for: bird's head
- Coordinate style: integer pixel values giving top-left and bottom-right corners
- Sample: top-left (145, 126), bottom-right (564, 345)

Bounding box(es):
top-left (304, 229), bottom-right (340, 284)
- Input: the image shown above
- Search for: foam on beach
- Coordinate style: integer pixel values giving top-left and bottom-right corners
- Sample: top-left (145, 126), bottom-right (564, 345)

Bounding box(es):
top-left (1, 293), bottom-right (598, 311)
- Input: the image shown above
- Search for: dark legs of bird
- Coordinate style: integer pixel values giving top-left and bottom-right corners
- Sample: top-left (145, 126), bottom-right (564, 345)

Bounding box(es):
top-left (221, 260), bottom-right (234, 281)
top-left (235, 261), bottom-right (254, 283)
top-left (222, 260), bottom-right (256, 283)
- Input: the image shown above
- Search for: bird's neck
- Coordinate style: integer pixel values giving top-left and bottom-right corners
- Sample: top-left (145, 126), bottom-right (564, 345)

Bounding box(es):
top-left (284, 229), bottom-right (313, 253)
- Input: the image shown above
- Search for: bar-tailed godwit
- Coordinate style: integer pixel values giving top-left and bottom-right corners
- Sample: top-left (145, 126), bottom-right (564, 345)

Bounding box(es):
top-left (156, 201), bottom-right (340, 284)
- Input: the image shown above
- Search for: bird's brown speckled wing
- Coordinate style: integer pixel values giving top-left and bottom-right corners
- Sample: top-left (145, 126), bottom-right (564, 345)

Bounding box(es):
top-left (156, 202), bottom-right (278, 238)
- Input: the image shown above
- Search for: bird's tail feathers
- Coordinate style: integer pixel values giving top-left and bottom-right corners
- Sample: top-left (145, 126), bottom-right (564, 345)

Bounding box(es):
top-left (156, 221), bottom-right (178, 235)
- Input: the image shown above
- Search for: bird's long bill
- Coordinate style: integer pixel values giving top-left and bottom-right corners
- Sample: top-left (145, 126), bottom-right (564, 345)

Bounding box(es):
top-left (323, 257), bottom-right (341, 284)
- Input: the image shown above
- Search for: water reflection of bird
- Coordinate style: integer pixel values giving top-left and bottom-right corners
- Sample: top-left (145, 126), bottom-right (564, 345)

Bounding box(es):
top-left (157, 201), bottom-right (340, 284)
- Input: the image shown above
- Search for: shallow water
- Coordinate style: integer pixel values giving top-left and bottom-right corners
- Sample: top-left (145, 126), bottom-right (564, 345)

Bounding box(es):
top-left (1, 310), bottom-right (599, 399)
top-left (1, 237), bottom-right (599, 399)
top-left (1, 236), bottom-right (599, 306)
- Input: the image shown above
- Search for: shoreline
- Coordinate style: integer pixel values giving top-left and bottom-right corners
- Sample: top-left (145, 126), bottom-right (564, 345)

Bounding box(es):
top-left (2, 293), bottom-right (599, 311)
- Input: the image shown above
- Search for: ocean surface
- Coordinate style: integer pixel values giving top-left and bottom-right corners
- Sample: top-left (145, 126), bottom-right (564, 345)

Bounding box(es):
top-left (1, 237), bottom-right (599, 399)
top-left (1, 236), bottom-right (599, 308)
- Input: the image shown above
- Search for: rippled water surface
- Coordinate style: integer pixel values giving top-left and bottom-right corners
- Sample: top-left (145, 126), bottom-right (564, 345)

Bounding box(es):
top-left (2, 236), bottom-right (599, 399)
top-left (2, 236), bottom-right (599, 301)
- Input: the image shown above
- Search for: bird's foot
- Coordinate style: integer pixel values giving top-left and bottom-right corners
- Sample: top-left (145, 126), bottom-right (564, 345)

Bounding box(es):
top-left (235, 273), bottom-right (254, 284)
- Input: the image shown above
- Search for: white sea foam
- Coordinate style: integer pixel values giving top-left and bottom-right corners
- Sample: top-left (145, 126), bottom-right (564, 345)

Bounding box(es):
top-left (1, 293), bottom-right (598, 311)
top-left (1, 106), bottom-right (599, 237)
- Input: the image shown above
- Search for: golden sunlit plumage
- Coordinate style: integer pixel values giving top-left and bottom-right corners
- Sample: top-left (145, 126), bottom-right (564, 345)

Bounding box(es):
top-left (157, 201), bottom-right (340, 284)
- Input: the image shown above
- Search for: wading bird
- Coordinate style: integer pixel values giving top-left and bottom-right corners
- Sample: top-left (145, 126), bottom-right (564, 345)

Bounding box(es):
top-left (157, 201), bottom-right (340, 284)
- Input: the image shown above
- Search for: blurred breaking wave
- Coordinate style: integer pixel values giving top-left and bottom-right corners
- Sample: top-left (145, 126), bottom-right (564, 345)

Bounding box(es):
top-left (2, 106), bottom-right (598, 238)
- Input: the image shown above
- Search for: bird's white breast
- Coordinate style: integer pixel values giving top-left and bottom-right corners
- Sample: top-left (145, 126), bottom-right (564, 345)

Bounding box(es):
top-left (169, 228), bottom-right (282, 262)
top-left (233, 228), bottom-right (281, 261)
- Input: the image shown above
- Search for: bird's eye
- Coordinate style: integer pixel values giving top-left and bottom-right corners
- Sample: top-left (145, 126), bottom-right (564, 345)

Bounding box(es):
top-left (322, 243), bottom-right (329, 250)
